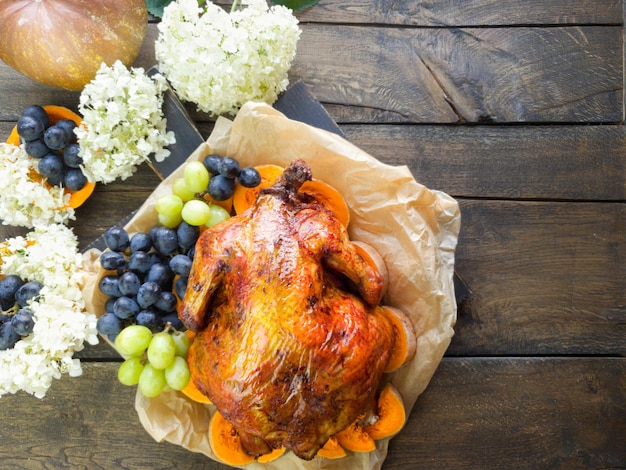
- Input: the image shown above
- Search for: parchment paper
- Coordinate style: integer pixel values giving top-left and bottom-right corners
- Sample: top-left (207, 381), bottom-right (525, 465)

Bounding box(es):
top-left (83, 101), bottom-right (461, 469)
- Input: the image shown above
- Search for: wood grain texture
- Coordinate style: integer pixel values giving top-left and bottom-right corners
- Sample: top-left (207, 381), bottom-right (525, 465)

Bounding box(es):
top-left (0, 359), bottom-right (622, 469)
top-left (0, 4), bottom-right (623, 468)
top-left (69, 165), bottom-right (161, 249)
top-left (3, 121), bottom-right (623, 204)
top-left (385, 357), bottom-right (626, 469)
top-left (452, 200), bottom-right (626, 356)
top-left (294, 0), bottom-right (624, 26)
top-left (3, 21), bottom-right (620, 125)
top-left (342, 124), bottom-right (626, 200)
top-left (0, 362), bottom-right (227, 470)
top-left (291, 25), bottom-right (623, 123)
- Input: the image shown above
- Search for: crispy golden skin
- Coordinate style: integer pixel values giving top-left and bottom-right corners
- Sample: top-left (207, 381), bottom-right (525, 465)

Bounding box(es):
top-left (179, 160), bottom-right (393, 460)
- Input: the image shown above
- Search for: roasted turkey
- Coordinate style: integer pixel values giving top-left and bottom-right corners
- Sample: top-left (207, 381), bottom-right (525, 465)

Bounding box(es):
top-left (179, 159), bottom-right (396, 460)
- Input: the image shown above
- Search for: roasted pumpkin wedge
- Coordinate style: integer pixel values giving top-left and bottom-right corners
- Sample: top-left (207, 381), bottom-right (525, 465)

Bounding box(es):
top-left (364, 383), bottom-right (406, 440)
top-left (379, 306), bottom-right (417, 373)
top-left (316, 436), bottom-right (347, 459)
top-left (209, 411), bottom-right (255, 466)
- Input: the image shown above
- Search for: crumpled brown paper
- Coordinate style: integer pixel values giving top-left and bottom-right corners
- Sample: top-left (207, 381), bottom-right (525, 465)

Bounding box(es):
top-left (83, 101), bottom-right (460, 469)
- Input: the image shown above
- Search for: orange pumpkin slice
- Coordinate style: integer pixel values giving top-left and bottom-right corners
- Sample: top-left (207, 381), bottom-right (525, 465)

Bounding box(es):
top-left (181, 377), bottom-right (212, 404)
top-left (7, 105), bottom-right (95, 209)
top-left (364, 383), bottom-right (406, 440)
top-left (299, 179), bottom-right (350, 228)
top-left (67, 182), bottom-right (96, 209)
top-left (334, 416), bottom-right (376, 453)
top-left (233, 164), bottom-right (284, 214)
top-left (257, 446), bottom-right (286, 463)
top-left (209, 410), bottom-right (255, 466)
top-left (316, 436), bottom-right (347, 459)
top-left (380, 306), bottom-right (417, 373)
top-left (179, 330), bottom-right (212, 404)
top-left (352, 240), bottom-right (389, 298)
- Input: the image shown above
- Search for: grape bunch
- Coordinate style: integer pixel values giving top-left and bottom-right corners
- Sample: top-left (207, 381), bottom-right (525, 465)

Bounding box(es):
top-left (95, 222), bottom-right (199, 341)
top-left (16, 105), bottom-right (88, 191)
top-left (0, 275), bottom-right (42, 350)
top-left (155, 154), bottom-right (261, 228)
top-left (115, 324), bottom-right (192, 397)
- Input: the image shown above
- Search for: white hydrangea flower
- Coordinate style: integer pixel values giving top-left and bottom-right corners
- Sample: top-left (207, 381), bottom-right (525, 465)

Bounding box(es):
top-left (76, 61), bottom-right (176, 184)
top-left (155, 0), bottom-right (301, 116)
top-left (0, 143), bottom-right (75, 228)
top-left (0, 224), bottom-right (99, 399)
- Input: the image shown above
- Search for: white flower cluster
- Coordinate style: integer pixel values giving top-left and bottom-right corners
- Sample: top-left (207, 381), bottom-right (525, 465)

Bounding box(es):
top-left (76, 61), bottom-right (176, 184)
top-left (0, 224), bottom-right (99, 398)
top-left (0, 143), bottom-right (75, 228)
top-left (155, 0), bottom-right (301, 116)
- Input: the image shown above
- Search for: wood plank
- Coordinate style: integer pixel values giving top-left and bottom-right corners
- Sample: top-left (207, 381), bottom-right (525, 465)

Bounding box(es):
top-left (451, 200), bottom-right (626, 356)
top-left (3, 120), bottom-right (624, 204)
top-left (341, 124), bottom-right (626, 201)
top-left (291, 25), bottom-right (623, 123)
top-left (75, 340), bottom-right (120, 360)
top-left (295, 0), bottom-right (624, 26)
top-left (0, 24), bottom-right (622, 124)
top-left (0, 358), bottom-right (622, 469)
top-left (0, 362), bottom-right (227, 469)
top-left (0, 63), bottom-right (79, 120)
top-left (385, 357), bottom-right (626, 469)
top-left (68, 165), bottom-right (162, 249)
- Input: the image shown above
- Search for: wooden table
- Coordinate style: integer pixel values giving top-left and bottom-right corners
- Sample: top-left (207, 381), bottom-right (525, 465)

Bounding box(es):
top-left (1, 2), bottom-right (624, 468)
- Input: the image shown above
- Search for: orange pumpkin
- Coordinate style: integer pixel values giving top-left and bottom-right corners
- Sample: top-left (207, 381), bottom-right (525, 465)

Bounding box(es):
top-left (0, 0), bottom-right (147, 91)
top-left (208, 411), bottom-right (255, 466)
top-left (335, 416), bottom-right (377, 453)
top-left (363, 383), bottom-right (406, 440)
top-left (316, 436), bottom-right (347, 459)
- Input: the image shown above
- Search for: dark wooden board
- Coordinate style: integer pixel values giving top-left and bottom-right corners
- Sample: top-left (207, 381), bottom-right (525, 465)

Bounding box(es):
top-left (0, 23), bottom-right (622, 125)
top-left (0, 3), bottom-right (623, 469)
top-left (292, 24), bottom-right (623, 124)
top-left (451, 200), bottom-right (626, 356)
top-left (294, 0), bottom-right (624, 26)
top-left (341, 124), bottom-right (626, 201)
top-left (5, 120), bottom-right (623, 206)
top-left (0, 358), bottom-right (623, 469)
top-left (385, 357), bottom-right (626, 469)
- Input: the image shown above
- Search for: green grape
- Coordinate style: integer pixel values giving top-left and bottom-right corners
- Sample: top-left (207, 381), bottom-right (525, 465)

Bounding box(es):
top-left (118, 357), bottom-right (145, 386)
top-left (155, 194), bottom-right (184, 217)
top-left (172, 177), bottom-right (196, 202)
top-left (171, 330), bottom-right (191, 358)
top-left (114, 325), bottom-right (153, 357)
top-left (164, 356), bottom-right (191, 391)
top-left (205, 204), bottom-right (231, 228)
top-left (181, 199), bottom-right (211, 226)
top-left (158, 210), bottom-right (183, 229)
top-left (147, 331), bottom-right (177, 370)
top-left (184, 161), bottom-right (210, 193)
top-left (138, 363), bottom-right (166, 397)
